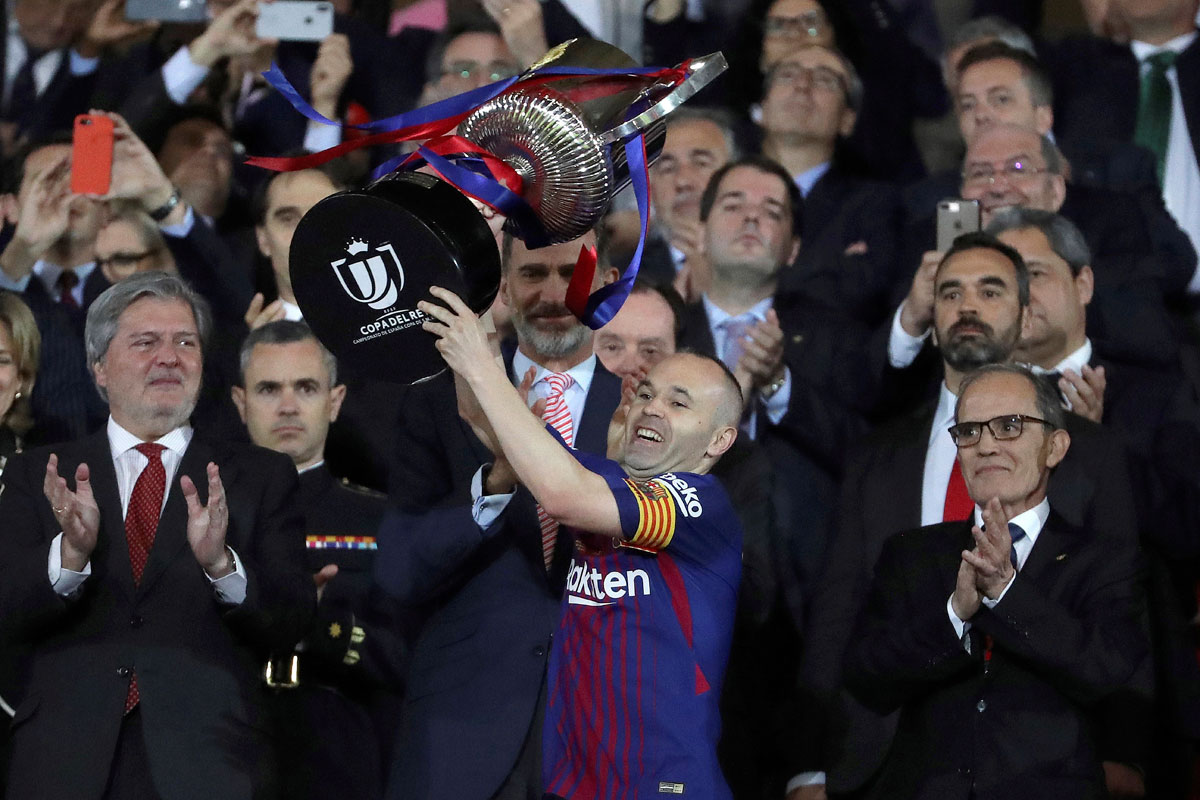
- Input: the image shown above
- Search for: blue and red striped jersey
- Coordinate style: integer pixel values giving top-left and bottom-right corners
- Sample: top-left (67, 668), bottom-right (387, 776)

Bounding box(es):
top-left (543, 448), bottom-right (742, 800)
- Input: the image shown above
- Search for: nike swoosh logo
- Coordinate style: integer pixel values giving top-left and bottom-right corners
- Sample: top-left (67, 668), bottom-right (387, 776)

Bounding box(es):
top-left (568, 595), bottom-right (615, 607)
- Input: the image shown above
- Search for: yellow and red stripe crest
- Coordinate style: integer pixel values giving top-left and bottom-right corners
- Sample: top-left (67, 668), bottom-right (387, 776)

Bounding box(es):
top-left (624, 478), bottom-right (676, 551)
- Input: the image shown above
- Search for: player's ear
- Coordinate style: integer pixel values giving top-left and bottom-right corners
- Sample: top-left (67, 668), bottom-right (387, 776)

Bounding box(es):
top-left (706, 425), bottom-right (737, 460)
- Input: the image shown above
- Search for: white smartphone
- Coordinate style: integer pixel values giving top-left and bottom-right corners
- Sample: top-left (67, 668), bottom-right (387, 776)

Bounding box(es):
top-left (256, 1), bottom-right (335, 41)
top-left (935, 198), bottom-right (981, 252)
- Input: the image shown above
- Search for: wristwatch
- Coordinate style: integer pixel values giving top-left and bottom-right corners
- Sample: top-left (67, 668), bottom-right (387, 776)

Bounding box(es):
top-left (148, 187), bottom-right (182, 222)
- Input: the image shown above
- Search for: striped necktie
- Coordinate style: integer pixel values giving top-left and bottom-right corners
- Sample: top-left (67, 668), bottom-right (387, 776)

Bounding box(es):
top-left (537, 373), bottom-right (575, 570)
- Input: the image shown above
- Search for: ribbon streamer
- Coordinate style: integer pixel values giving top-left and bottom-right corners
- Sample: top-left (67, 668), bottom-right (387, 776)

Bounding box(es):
top-left (247, 56), bottom-right (692, 329)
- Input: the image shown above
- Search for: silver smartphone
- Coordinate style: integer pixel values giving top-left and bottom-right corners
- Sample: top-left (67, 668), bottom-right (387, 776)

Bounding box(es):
top-left (126, 0), bottom-right (208, 23)
top-left (935, 198), bottom-right (981, 252)
top-left (255, 1), bottom-right (335, 41)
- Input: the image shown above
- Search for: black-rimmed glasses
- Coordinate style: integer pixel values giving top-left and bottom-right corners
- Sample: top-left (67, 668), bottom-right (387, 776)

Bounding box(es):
top-left (948, 414), bottom-right (1054, 447)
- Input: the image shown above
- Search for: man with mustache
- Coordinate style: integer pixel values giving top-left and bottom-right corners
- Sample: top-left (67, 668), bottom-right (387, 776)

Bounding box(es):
top-left (795, 233), bottom-right (1144, 799)
top-left (375, 230), bottom-right (623, 800)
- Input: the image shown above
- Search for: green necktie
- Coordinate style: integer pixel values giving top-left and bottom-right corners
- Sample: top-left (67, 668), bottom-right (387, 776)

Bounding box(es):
top-left (1134, 50), bottom-right (1179, 186)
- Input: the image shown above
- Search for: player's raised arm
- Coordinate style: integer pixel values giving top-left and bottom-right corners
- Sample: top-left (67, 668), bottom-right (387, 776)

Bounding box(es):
top-left (420, 287), bottom-right (624, 536)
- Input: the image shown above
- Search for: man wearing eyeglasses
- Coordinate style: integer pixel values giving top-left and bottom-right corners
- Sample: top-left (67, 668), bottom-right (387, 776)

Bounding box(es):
top-left (756, 45), bottom-right (901, 325)
top-left (843, 361), bottom-right (1150, 800)
top-left (893, 122), bottom-right (1185, 384)
top-left (796, 233), bottom-right (1143, 799)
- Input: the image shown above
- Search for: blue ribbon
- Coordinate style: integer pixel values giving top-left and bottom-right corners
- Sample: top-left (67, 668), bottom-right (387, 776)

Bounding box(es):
top-left (261, 62), bottom-right (677, 135)
top-left (575, 134), bottom-right (651, 329)
top-left (414, 147), bottom-right (551, 249)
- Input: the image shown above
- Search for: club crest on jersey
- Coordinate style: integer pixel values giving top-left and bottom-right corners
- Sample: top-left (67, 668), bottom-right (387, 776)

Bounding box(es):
top-left (331, 238), bottom-right (405, 311)
top-left (566, 559), bottom-right (651, 606)
top-left (657, 473), bottom-right (703, 518)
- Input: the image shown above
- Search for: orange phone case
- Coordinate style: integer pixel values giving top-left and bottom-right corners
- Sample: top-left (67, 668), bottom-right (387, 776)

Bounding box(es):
top-left (70, 114), bottom-right (115, 195)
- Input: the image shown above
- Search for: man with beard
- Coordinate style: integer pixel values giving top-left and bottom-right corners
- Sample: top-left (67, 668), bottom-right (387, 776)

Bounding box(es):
top-left (375, 230), bottom-right (624, 800)
top-left (793, 233), bottom-right (1143, 799)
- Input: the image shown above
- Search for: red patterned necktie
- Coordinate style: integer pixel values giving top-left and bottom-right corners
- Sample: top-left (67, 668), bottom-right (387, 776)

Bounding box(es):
top-left (943, 458), bottom-right (973, 522)
top-left (124, 442), bottom-right (166, 714)
top-left (537, 373), bottom-right (575, 570)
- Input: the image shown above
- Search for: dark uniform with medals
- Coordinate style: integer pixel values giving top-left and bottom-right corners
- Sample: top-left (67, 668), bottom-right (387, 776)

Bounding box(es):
top-left (264, 463), bottom-right (408, 800)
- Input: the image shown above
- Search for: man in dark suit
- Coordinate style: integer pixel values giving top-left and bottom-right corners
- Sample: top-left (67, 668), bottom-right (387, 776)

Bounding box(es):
top-left (797, 234), bottom-right (1144, 799)
top-left (0, 271), bottom-right (314, 799)
top-left (374, 229), bottom-right (623, 800)
top-left (987, 208), bottom-right (1182, 458)
top-left (1048, 0), bottom-right (1200, 284)
top-left (0, 114), bottom-right (254, 444)
top-left (844, 362), bottom-right (1150, 800)
top-left (897, 124), bottom-right (1187, 373)
top-left (623, 108), bottom-right (736, 297)
top-left (0, 0), bottom-right (105, 156)
top-left (756, 44), bottom-right (901, 326)
top-left (232, 320), bottom-right (406, 800)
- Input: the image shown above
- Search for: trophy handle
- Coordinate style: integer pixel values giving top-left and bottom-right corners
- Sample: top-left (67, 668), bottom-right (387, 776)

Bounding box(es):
top-left (599, 52), bottom-right (729, 145)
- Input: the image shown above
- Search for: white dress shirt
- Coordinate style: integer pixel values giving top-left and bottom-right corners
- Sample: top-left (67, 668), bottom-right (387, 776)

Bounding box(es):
top-left (1025, 339), bottom-right (1093, 412)
top-left (921, 382), bottom-right (961, 527)
top-left (471, 353), bottom-right (598, 528)
top-left (1131, 32), bottom-right (1200, 292)
top-left (947, 498), bottom-right (1051, 640)
top-left (161, 45), bottom-right (340, 153)
top-left (887, 302), bottom-right (930, 369)
top-left (49, 419), bottom-right (248, 603)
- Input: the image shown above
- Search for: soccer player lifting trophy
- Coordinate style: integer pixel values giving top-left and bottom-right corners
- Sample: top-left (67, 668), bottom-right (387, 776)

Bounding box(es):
top-left (271, 38), bottom-right (726, 384)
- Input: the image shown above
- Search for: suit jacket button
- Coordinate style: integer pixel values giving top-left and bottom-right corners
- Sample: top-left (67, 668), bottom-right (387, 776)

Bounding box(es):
top-left (117, 667), bottom-right (131, 678)
top-left (532, 645), bottom-right (546, 657)
top-left (976, 699), bottom-right (986, 713)
top-left (130, 615), bottom-right (143, 629)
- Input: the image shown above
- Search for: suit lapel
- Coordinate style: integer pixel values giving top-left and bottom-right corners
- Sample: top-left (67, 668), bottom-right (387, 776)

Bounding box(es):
top-left (575, 362), bottom-right (621, 456)
top-left (137, 437), bottom-right (215, 595)
top-left (1017, 513), bottom-right (1077, 587)
top-left (679, 302), bottom-right (717, 357)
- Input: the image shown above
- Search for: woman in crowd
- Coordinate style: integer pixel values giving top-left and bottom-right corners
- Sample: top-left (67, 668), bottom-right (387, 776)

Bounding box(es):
top-left (0, 291), bottom-right (40, 478)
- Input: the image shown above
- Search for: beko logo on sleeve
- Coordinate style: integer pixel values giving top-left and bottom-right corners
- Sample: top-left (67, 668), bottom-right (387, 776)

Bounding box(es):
top-left (656, 474), bottom-right (703, 518)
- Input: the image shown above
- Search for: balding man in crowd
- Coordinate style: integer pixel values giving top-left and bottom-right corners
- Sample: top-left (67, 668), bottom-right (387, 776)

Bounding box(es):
top-left (845, 363), bottom-right (1150, 800)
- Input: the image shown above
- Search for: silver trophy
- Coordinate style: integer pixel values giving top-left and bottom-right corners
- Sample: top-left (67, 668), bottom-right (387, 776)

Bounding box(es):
top-left (289, 39), bottom-right (727, 384)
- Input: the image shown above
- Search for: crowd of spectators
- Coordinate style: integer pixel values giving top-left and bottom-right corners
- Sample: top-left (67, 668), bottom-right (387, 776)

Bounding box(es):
top-left (0, 0), bottom-right (1199, 798)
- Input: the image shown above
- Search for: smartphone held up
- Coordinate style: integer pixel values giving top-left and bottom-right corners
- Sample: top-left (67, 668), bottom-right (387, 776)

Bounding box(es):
top-left (70, 114), bottom-right (114, 196)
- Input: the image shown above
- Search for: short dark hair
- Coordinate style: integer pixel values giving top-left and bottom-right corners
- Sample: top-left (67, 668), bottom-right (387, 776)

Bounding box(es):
top-left (500, 224), bottom-right (611, 275)
top-left (698, 155), bottom-right (803, 236)
top-left (957, 40), bottom-right (1053, 107)
top-left (938, 230), bottom-right (1030, 307)
top-left (984, 208), bottom-right (1091, 277)
top-left (630, 278), bottom-right (685, 344)
top-left (238, 320), bottom-right (338, 386)
top-left (147, 104), bottom-right (229, 157)
top-left (251, 157), bottom-right (347, 226)
top-left (2, 131), bottom-right (74, 194)
top-left (955, 362), bottom-right (1066, 431)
